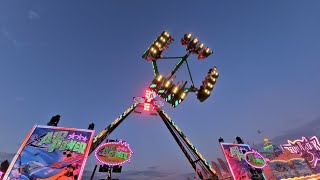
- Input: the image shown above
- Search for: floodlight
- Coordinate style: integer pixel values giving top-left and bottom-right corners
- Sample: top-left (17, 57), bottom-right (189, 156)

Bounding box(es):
top-left (171, 85), bottom-right (179, 94)
top-left (187, 38), bottom-right (199, 51)
top-left (164, 80), bottom-right (172, 89)
top-left (198, 47), bottom-right (213, 60)
top-left (142, 31), bottom-right (173, 61)
top-left (196, 67), bottom-right (219, 102)
top-left (181, 33), bottom-right (192, 45)
top-left (180, 92), bottom-right (187, 99)
top-left (194, 43), bottom-right (205, 54)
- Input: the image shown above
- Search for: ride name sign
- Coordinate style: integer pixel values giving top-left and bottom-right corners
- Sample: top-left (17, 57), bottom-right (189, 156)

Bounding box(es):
top-left (95, 141), bottom-right (133, 166)
top-left (244, 150), bottom-right (267, 169)
top-left (3, 125), bottom-right (94, 180)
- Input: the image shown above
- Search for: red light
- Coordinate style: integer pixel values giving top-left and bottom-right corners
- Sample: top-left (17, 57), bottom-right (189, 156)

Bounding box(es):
top-left (144, 103), bottom-right (150, 111)
top-left (145, 90), bottom-right (152, 102)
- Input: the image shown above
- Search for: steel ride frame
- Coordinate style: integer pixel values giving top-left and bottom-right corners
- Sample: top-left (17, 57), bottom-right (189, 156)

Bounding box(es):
top-left (89, 47), bottom-right (218, 179)
top-left (88, 102), bottom-right (218, 180)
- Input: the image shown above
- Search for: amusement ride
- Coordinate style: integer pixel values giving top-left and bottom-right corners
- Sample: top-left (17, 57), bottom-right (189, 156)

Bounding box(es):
top-left (86, 31), bottom-right (220, 180)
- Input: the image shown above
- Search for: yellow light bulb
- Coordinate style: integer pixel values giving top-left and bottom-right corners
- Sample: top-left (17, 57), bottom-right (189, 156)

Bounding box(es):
top-left (165, 81), bottom-right (171, 87)
top-left (160, 37), bottom-right (166, 42)
top-left (193, 38), bottom-right (199, 43)
top-left (155, 42), bottom-right (162, 48)
top-left (187, 33), bottom-right (192, 38)
top-left (157, 75), bottom-right (163, 81)
top-left (172, 87), bottom-right (178, 94)
top-left (200, 43), bottom-right (204, 48)
top-left (150, 47), bottom-right (156, 54)
top-left (180, 92), bottom-right (186, 99)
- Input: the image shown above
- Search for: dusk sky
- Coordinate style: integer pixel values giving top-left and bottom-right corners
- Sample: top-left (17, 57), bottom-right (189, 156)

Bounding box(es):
top-left (0, 1), bottom-right (320, 179)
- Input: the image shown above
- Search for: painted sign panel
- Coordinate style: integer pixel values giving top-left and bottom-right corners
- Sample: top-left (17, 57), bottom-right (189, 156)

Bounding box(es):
top-left (280, 136), bottom-right (320, 171)
top-left (220, 143), bottom-right (266, 180)
top-left (244, 150), bottom-right (267, 169)
top-left (269, 158), bottom-right (313, 179)
top-left (95, 141), bottom-right (133, 166)
top-left (3, 125), bottom-right (94, 180)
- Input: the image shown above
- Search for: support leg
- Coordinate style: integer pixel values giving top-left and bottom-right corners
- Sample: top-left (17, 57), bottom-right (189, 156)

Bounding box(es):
top-left (89, 103), bottom-right (137, 155)
top-left (157, 108), bottom-right (218, 180)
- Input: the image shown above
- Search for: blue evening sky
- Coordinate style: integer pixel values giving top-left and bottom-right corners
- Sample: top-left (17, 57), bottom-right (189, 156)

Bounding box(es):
top-left (0, 0), bottom-right (320, 179)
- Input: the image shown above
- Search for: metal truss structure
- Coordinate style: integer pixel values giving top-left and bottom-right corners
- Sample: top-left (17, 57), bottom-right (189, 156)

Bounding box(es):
top-left (88, 102), bottom-right (218, 180)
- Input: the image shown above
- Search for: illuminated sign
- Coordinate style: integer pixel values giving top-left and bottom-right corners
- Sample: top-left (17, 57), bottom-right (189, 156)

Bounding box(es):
top-left (4, 125), bottom-right (94, 180)
top-left (281, 136), bottom-right (320, 168)
top-left (244, 150), bottom-right (267, 169)
top-left (95, 141), bottom-right (133, 166)
top-left (0, 171), bottom-right (3, 179)
top-left (220, 143), bottom-right (252, 180)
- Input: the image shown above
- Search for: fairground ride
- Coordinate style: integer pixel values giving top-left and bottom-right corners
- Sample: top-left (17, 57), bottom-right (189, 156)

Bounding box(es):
top-left (88, 31), bottom-right (220, 180)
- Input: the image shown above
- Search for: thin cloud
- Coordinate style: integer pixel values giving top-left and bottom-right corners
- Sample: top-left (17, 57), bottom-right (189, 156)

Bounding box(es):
top-left (0, 26), bottom-right (30, 47)
top-left (147, 165), bottom-right (159, 169)
top-left (256, 117), bottom-right (320, 148)
top-left (28, 10), bottom-right (40, 20)
top-left (15, 97), bottom-right (25, 102)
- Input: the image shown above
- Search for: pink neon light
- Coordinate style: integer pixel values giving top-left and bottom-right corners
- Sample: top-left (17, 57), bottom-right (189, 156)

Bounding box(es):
top-left (220, 143), bottom-right (237, 180)
top-left (281, 136), bottom-right (320, 168)
top-left (244, 150), bottom-right (267, 169)
top-left (220, 143), bottom-right (252, 180)
top-left (95, 141), bottom-right (133, 166)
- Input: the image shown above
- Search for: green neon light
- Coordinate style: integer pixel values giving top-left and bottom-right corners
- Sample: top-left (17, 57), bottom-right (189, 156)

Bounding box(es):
top-left (150, 84), bottom-right (156, 88)
top-left (174, 100), bottom-right (179, 107)
top-left (158, 89), bottom-right (165, 93)
top-left (152, 60), bottom-right (159, 76)
top-left (168, 94), bottom-right (172, 100)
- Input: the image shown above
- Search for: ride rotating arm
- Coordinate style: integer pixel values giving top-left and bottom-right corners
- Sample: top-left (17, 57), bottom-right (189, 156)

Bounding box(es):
top-left (89, 103), bottom-right (137, 155)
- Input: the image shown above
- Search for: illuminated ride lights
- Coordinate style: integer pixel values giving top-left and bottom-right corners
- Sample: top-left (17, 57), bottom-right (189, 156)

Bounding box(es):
top-left (142, 31), bottom-right (174, 62)
top-left (142, 31), bottom-right (219, 107)
top-left (88, 31), bottom-right (220, 180)
top-left (133, 89), bottom-right (164, 112)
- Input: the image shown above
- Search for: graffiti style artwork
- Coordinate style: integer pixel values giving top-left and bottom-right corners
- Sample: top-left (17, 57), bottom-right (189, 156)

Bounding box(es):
top-left (281, 136), bottom-right (320, 168)
top-left (3, 125), bottom-right (94, 180)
